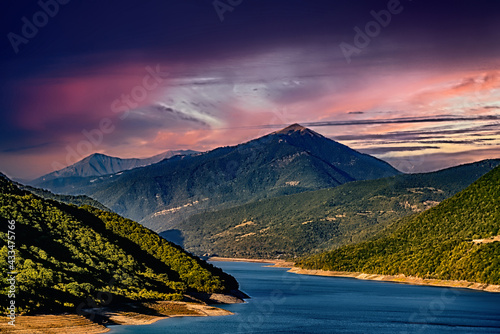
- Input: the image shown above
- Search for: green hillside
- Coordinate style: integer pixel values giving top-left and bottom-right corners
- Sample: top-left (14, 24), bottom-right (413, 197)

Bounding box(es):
top-left (296, 165), bottom-right (500, 284)
top-left (172, 159), bottom-right (499, 259)
top-left (0, 174), bottom-right (238, 314)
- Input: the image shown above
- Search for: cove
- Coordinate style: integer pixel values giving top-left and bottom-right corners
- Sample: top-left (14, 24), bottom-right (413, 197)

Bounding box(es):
top-left (108, 261), bottom-right (500, 333)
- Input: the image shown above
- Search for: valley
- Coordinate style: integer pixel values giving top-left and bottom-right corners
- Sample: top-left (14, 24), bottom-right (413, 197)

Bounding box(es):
top-left (172, 159), bottom-right (500, 258)
top-left (2, 124), bottom-right (499, 332)
top-left (2, 1), bottom-right (500, 332)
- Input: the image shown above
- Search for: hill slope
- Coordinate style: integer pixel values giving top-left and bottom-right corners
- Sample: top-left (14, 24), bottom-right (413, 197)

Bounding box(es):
top-left (171, 159), bottom-right (500, 258)
top-left (295, 165), bottom-right (500, 284)
top-left (31, 124), bottom-right (400, 230)
top-left (0, 173), bottom-right (238, 314)
top-left (31, 150), bottom-right (197, 183)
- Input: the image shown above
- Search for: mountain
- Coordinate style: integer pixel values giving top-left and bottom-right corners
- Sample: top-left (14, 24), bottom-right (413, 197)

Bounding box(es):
top-left (18, 184), bottom-right (111, 211)
top-left (169, 159), bottom-right (500, 258)
top-left (0, 173), bottom-right (239, 315)
top-left (295, 165), bottom-right (500, 285)
top-left (30, 124), bottom-right (400, 230)
top-left (31, 149), bottom-right (198, 184)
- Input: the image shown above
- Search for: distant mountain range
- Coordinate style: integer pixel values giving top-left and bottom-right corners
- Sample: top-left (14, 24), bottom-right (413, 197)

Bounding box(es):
top-left (31, 149), bottom-right (198, 183)
top-left (0, 173), bottom-right (239, 314)
top-left (296, 164), bottom-right (500, 285)
top-left (29, 124), bottom-right (401, 230)
top-left (169, 159), bottom-right (500, 258)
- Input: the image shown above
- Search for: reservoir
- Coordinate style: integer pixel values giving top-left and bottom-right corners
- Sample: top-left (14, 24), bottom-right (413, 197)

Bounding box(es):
top-left (109, 261), bottom-right (500, 333)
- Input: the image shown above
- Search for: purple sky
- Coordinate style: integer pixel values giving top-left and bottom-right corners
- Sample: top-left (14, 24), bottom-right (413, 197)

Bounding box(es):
top-left (1, 0), bottom-right (499, 179)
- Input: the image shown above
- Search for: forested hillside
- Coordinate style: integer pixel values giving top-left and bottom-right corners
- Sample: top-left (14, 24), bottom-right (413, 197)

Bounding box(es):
top-left (296, 166), bottom-right (500, 284)
top-left (0, 173), bottom-right (238, 314)
top-left (173, 159), bottom-right (500, 258)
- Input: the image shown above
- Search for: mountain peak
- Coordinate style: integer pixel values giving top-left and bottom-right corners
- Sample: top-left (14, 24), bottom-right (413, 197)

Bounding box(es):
top-left (87, 153), bottom-right (111, 160)
top-left (282, 123), bottom-right (307, 131)
top-left (274, 123), bottom-right (320, 136)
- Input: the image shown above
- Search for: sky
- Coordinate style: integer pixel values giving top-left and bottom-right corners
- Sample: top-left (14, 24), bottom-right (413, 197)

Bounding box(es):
top-left (1, 0), bottom-right (499, 180)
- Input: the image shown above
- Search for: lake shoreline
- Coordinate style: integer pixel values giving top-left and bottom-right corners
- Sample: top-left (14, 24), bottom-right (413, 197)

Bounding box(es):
top-left (0, 300), bottom-right (236, 333)
top-left (208, 256), bottom-right (295, 267)
top-left (209, 257), bottom-right (500, 293)
top-left (287, 267), bottom-right (500, 293)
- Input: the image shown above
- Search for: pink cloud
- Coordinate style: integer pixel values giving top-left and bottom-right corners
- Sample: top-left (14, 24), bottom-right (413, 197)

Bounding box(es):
top-left (2, 52), bottom-right (500, 180)
top-left (14, 62), bottom-right (169, 133)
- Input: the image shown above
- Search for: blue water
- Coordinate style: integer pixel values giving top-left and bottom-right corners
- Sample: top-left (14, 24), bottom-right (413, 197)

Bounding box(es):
top-left (109, 261), bottom-right (500, 333)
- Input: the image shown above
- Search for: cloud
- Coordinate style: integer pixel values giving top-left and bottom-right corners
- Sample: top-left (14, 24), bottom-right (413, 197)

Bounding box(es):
top-left (2, 0), bottom-right (500, 180)
top-left (333, 124), bottom-right (500, 142)
top-left (384, 147), bottom-right (500, 173)
top-left (1, 142), bottom-right (55, 153)
top-left (229, 114), bottom-right (500, 131)
top-left (364, 138), bottom-right (496, 146)
top-left (358, 146), bottom-right (440, 155)
top-left (154, 103), bottom-right (223, 127)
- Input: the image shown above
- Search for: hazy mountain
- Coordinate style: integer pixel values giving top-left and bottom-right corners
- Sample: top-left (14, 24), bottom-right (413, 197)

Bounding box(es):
top-left (19, 184), bottom-right (111, 212)
top-left (296, 165), bottom-right (500, 285)
top-left (29, 124), bottom-right (400, 230)
top-left (0, 173), bottom-right (238, 314)
top-left (170, 159), bottom-right (500, 258)
top-left (31, 150), bottom-right (198, 184)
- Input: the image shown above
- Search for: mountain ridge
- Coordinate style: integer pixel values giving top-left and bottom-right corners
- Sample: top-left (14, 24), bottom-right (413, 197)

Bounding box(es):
top-left (169, 158), bottom-right (500, 258)
top-left (31, 149), bottom-right (198, 184)
top-left (29, 124), bottom-right (401, 230)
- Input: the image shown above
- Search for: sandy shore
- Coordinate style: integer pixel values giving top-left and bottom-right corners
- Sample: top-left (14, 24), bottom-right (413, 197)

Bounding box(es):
top-left (209, 256), bottom-right (294, 267)
top-left (288, 267), bottom-right (500, 293)
top-left (0, 314), bottom-right (107, 334)
top-left (0, 301), bottom-right (234, 333)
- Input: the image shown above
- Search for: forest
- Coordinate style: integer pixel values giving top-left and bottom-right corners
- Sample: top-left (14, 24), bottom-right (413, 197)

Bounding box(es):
top-left (0, 174), bottom-right (237, 314)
